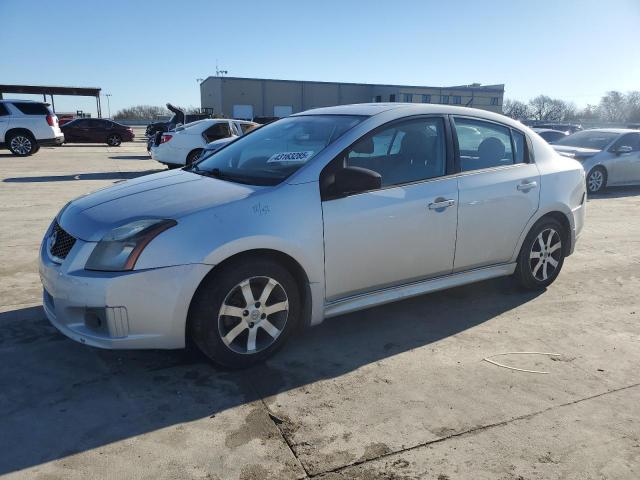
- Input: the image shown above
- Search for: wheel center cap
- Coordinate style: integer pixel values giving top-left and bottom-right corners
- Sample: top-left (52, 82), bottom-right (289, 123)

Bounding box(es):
top-left (250, 310), bottom-right (260, 321)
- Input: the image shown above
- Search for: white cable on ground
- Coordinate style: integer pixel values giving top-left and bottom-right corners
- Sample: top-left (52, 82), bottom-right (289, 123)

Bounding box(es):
top-left (483, 351), bottom-right (562, 374)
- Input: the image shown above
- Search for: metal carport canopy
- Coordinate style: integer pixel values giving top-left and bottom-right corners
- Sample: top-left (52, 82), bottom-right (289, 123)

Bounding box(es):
top-left (0, 84), bottom-right (102, 117)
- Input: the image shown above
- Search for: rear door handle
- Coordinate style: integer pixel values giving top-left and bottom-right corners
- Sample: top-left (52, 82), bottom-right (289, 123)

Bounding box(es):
top-left (428, 199), bottom-right (456, 210)
top-left (517, 181), bottom-right (538, 191)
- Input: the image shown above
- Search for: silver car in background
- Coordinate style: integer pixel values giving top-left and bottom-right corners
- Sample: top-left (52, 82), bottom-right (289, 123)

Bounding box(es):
top-left (40, 104), bottom-right (586, 367)
top-left (553, 128), bottom-right (640, 193)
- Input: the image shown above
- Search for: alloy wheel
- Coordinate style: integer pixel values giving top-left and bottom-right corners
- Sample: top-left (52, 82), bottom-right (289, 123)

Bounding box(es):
top-left (108, 135), bottom-right (121, 146)
top-left (217, 276), bottom-right (289, 354)
top-left (588, 169), bottom-right (604, 192)
top-left (10, 135), bottom-right (32, 155)
top-left (529, 228), bottom-right (562, 282)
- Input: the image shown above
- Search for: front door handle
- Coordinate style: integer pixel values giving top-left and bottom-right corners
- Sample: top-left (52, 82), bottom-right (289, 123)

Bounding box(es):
top-left (517, 181), bottom-right (538, 191)
top-left (428, 199), bottom-right (456, 210)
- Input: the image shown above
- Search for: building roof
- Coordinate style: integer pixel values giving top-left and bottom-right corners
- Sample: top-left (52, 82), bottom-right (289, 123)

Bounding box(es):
top-left (0, 84), bottom-right (101, 96)
top-left (201, 76), bottom-right (504, 93)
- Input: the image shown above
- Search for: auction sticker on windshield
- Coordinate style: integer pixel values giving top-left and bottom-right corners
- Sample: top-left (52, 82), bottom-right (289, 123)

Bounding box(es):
top-left (267, 151), bottom-right (315, 163)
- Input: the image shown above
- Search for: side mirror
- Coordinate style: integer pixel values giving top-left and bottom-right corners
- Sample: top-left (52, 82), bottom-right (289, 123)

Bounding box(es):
top-left (332, 166), bottom-right (382, 198)
top-left (615, 145), bottom-right (633, 155)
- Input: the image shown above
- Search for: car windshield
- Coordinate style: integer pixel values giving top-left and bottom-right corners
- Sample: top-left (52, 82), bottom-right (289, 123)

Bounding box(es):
top-left (192, 115), bottom-right (365, 186)
top-left (554, 130), bottom-right (619, 150)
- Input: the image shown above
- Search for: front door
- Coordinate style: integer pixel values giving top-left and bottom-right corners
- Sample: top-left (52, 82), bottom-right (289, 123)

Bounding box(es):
top-left (452, 116), bottom-right (540, 271)
top-left (609, 132), bottom-right (640, 184)
top-left (321, 116), bottom-right (458, 301)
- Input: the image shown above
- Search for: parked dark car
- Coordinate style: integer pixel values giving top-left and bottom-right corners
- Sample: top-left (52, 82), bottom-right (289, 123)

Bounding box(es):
top-left (532, 128), bottom-right (569, 144)
top-left (145, 103), bottom-right (210, 137)
top-left (61, 118), bottom-right (134, 146)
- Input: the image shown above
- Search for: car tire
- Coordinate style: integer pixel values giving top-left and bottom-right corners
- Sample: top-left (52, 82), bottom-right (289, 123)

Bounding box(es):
top-left (107, 134), bottom-right (122, 146)
top-left (7, 132), bottom-right (37, 156)
top-left (189, 258), bottom-right (301, 368)
top-left (586, 166), bottom-right (607, 194)
top-left (514, 217), bottom-right (566, 290)
top-left (186, 148), bottom-right (203, 165)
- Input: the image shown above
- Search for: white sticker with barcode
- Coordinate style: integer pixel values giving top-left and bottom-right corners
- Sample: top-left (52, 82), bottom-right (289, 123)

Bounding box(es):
top-left (267, 151), bottom-right (315, 163)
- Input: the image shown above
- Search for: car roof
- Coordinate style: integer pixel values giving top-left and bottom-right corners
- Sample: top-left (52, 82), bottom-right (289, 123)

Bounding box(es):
top-left (295, 103), bottom-right (528, 130)
top-left (579, 128), bottom-right (638, 134)
top-left (0, 99), bottom-right (45, 104)
top-left (533, 128), bottom-right (566, 133)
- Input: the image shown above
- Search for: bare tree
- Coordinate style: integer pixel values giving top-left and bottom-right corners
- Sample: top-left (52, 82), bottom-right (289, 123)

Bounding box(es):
top-left (113, 105), bottom-right (171, 120)
top-left (502, 99), bottom-right (530, 120)
top-left (598, 91), bottom-right (626, 122)
top-left (625, 91), bottom-right (640, 123)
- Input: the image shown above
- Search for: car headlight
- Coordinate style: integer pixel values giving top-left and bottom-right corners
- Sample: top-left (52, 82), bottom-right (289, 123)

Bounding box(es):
top-left (85, 219), bottom-right (177, 271)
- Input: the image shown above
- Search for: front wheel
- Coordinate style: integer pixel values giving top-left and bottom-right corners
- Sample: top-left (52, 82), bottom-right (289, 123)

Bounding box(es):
top-left (514, 218), bottom-right (566, 290)
top-left (189, 259), bottom-right (301, 368)
top-left (107, 134), bottom-right (122, 146)
top-left (586, 166), bottom-right (607, 194)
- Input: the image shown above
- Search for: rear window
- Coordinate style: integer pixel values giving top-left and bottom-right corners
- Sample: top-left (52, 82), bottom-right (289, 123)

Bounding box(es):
top-left (13, 102), bottom-right (51, 115)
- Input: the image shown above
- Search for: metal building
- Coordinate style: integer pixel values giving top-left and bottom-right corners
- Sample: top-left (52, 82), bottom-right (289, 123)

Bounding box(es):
top-left (200, 76), bottom-right (505, 120)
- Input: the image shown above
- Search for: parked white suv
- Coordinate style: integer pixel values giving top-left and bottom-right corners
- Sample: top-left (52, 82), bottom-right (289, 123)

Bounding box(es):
top-left (0, 100), bottom-right (64, 156)
top-left (150, 118), bottom-right (257, 167)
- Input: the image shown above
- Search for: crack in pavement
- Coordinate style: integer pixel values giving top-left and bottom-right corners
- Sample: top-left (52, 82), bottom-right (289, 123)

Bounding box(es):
top-left (303, 381), bottom-right (640, 478)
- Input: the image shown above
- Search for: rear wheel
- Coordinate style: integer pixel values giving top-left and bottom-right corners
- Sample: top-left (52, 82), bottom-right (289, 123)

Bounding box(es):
top-left (514, 217), bottom-right (566, 290)
top-left (186, 148), bottom-right (203, 165)
top-left (190, 259), bottom-right (300, 368)
top-left (586, 166), bottom-right (606, 194)
top-left (107, 134), bottom-right (122, 146)
top-left (7, 132), bottom-right (36, 156)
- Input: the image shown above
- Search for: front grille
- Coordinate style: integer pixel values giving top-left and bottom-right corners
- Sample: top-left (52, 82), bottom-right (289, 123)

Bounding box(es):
top-left (49, 222), bottom-right (76, 260)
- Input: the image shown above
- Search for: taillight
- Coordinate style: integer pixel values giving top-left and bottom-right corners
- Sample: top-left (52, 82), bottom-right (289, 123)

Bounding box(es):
top-left (160, 134), bottom-right (172, 144)
top-left (46, 114), bottom-right (58, 127)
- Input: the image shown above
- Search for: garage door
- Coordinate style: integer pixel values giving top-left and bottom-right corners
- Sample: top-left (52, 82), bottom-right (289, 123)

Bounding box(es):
top-left (274, 105), bottom-right (293, 117)
top-left (232, 104), bottom-right (254, 120)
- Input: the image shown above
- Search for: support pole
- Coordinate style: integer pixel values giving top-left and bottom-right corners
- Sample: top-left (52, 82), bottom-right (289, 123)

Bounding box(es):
top-left (51, 95), bottom-right (55, 112)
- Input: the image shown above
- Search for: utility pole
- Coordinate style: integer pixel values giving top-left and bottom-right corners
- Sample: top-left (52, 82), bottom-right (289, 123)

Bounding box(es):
top-left (104, 93), bottom-right (112, 118)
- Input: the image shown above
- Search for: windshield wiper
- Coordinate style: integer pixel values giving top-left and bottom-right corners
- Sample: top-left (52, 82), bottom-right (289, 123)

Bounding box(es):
top-left (188, 164), bottom-right (225, 179)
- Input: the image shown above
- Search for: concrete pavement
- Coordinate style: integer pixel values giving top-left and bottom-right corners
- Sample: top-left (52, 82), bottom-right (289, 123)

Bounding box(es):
top-left (0, 131), bottom-right (638, 479)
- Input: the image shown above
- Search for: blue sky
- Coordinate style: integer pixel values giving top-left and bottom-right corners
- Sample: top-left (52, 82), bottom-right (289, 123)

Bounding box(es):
top-left (1, 0), bottom-right (638, 116)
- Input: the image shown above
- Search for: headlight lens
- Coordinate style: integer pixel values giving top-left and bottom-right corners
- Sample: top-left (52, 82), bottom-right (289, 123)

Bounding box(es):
top-left (85, 219), bottom-right (177, 271)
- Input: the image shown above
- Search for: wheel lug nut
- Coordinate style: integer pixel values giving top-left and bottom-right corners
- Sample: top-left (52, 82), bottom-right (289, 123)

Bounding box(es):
top-left (261, 313), bottom-right (266, 319)
top-left (249, 322), bottom-right (254, 328)
top-left (243, 310), bottom-right (249, 316)
top-left (255, 302), bottom-right (261, 308)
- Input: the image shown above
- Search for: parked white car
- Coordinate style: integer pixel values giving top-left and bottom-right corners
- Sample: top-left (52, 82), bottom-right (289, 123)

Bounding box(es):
top-left (150, 118), bottom-right (258, 167)
top-left (40, 104), bottom-right (586, 367)
top-left (0, 100), bottom-right (64, 156)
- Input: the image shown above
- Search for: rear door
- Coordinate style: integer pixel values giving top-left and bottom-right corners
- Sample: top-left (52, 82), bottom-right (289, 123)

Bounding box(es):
top-left (0, 103), bottom-right (10, 141)
top-left (452, 116), bottom-right (540, 271)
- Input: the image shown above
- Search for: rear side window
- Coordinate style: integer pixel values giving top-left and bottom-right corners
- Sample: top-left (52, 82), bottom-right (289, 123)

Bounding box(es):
top-left (454, 118), bottom-right (516, 171)
top-left (203, 122), bottom-right (231, 142)
top-left (240, 123), bottom-right (256, 134)
top-left (13, 102), bottom-right (51, 115)
top-left (0, 104), bottom-right (9, 116)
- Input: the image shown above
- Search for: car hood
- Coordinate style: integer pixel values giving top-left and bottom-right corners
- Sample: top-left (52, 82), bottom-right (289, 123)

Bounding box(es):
top-left (59, 169), bottom-right (259, 241)
top-left (552, 145), bottom-right (601, 159)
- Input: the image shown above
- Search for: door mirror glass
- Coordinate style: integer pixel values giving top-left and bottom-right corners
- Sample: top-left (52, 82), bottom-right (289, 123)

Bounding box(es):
top-left (333, 166), bottom-right (382, 198)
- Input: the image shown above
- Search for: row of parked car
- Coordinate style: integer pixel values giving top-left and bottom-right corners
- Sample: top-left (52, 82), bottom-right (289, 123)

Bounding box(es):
top-left (0, 99), bottom-right (135, 156)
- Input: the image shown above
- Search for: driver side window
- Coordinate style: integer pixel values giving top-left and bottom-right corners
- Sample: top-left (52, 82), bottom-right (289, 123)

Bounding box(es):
top-left (613, 133), bottom-right (640, 151)
top-left (345, 117), bottom-right (446, 187)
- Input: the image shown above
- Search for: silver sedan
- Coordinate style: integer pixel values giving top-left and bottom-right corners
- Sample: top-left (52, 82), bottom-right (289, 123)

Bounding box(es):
top-left (40, 104), bottom-right (586, 367)
top-left (553, 128), bottom-right (640, 193)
